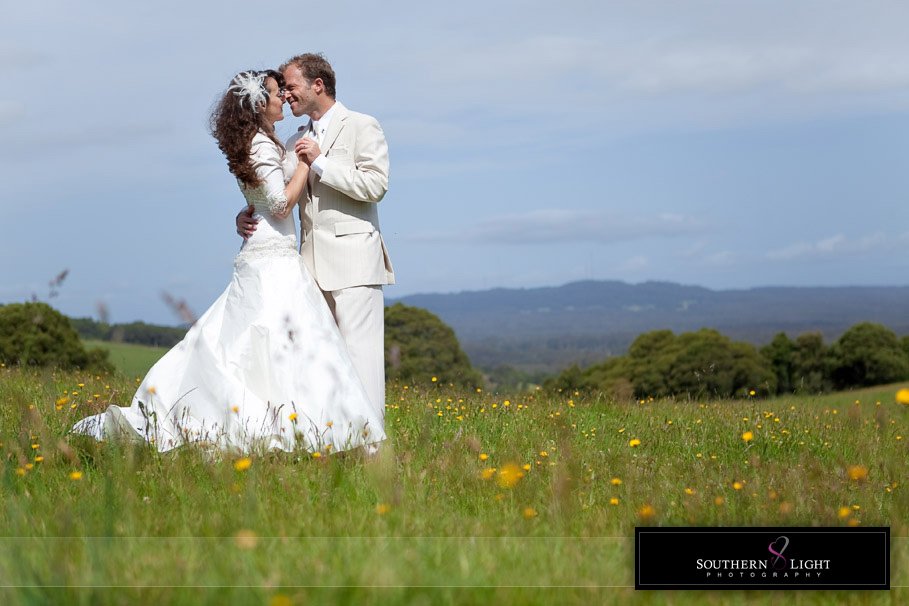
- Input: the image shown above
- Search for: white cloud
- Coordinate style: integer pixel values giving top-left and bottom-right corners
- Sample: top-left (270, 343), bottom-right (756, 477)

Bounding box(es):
top-left (410, 209), bottom-right (705, 245)
top-left (766, 232), bottom-right (889, 261)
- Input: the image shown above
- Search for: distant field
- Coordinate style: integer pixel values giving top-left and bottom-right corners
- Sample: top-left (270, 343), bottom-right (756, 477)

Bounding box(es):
top-left (83, 339), bottom-right (168, 378)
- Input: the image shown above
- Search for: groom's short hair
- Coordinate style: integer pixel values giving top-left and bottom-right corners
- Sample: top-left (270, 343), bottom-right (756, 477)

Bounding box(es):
top-left (281, 53), bottom-right (336, 99)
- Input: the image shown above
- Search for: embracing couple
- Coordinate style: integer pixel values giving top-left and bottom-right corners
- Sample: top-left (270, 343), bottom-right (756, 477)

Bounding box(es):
top-left (74, 53), bottom-right (394, 455)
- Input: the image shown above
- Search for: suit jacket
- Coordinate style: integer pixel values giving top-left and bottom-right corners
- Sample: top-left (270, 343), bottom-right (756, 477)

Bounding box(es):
top-left (286, 101), bottom-right (394, 292)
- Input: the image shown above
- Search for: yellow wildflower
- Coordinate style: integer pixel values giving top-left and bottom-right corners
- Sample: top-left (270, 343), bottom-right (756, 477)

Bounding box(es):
top-left (847, 465), bottom-right (868, 481)
top-left (742, 431), bottom-right (754, 443)
top-left (497, 463), bottom-right (524, 488)
top-left (233, 458), bottom-right (252, 472)
top-left (522, 507), bottom-right (538, 519)
top-left (69, 471), bottom-right (83, 481)
top-left (629, 438), bottom-right (641, 448)
top-left (234, 529), bottom-right (258, 550)
top-left (638, 504), bottom-right (656, 520)
top-left (896, 389), bottom-right (909, 405)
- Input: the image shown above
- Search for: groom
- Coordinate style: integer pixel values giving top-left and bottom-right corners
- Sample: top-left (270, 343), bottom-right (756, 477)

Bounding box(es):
top-left (236, 53), bottom-right (394, 435)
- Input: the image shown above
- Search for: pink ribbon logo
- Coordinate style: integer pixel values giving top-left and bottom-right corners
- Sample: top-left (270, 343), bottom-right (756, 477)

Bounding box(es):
top-left (768, 536), bottom-right (789, 570)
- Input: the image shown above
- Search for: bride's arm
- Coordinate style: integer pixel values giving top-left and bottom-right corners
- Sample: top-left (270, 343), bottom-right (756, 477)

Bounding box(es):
top-left (251, 138), bottom-right (308, 219)
top-left (272, 161), bottom-right (308, 220)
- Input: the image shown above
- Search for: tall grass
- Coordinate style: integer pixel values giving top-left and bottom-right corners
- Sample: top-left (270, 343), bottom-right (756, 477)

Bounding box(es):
top-left (1, 365), bottom-right (906, 604)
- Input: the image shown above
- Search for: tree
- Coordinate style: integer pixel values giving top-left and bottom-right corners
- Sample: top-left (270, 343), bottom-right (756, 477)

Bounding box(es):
top-left (627, 329), bottom-right (676, 397)
top-left (0, 302), bottom-right (112, 371)
top-left (827, 322), bottom-right (909, 389)
top-left (384, 303), bottom-right (483, 388)
top-left (761, 332), bottom-right (794, 394)
top-left (545, 327), bottom-right (776, 399)
top-left (664, 329), bottom-right (776, 398)
top-left (790, 332), bottom-right (830, 393)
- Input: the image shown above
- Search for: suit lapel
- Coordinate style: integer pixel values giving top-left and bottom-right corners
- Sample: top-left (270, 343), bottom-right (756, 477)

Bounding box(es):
top-left (320, 101), bottom-right (348, 154)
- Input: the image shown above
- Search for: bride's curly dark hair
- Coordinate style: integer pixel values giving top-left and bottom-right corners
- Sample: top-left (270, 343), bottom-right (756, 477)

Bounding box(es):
top-left (209, 69), bottom-right (285, 188)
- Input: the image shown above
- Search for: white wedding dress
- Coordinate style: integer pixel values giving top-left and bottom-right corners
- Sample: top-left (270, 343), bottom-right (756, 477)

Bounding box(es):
top-left (73, 132), bottom-right (384, 454)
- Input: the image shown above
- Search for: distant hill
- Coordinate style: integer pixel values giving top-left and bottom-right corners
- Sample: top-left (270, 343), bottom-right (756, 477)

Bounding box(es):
top-left (390, 281), bottom-right (909, 373)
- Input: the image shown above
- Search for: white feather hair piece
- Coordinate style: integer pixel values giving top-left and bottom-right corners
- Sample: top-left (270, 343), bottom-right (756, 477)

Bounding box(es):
top-left (228, 71), bottom-right (267, 113)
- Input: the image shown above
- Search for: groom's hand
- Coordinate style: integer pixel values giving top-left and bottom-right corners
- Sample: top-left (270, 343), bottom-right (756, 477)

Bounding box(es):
top-left (295, 138), bottom-right (321, 166)
top-left (236, 205), bottom-right (258, 240)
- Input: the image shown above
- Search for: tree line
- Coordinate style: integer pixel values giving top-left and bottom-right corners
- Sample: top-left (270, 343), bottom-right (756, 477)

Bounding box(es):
top-left (4, 301), bottom-right (909, 397)
top-left (545, 322), bottom-right (909, 399)
top-left (0, 302), bottom-right (482, 388)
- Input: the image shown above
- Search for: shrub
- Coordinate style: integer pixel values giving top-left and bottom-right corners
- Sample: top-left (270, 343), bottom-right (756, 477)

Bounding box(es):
top-left (0, 302), bottom-right (113, 372)
top-left (385, 303), bottom-right (483, 388)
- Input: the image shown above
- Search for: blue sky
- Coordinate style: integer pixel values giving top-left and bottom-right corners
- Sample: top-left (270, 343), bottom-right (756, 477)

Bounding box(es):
top-left (2, 1), bottom-right (909, 324)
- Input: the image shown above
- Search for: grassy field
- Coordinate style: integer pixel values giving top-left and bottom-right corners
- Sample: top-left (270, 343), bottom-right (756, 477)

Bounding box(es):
top-left (1, 365), bottom-right (907, 605)
top-left (82, 340), bottom-right (168, 379)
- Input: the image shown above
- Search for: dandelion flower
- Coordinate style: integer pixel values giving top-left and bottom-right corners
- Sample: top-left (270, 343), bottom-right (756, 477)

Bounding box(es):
top-left (480, 467), bottom-right (496, 480)
top-left (733, 481), bottom-right (744, 490)
top-left (375, 503), bottom-right (390, 515)
top-left (838, 506), bottom-right (852, 519)
top-left (234, 529), bottom-right (258, 550)
top-left (638, 504), bottom-right (656, 520)
top-left (610, 477), bottom-right (622, 486)
top-left (629, 438), bottom-right (641, 448)
top-left (497, 463), bottom-right (524, 489)
top-left (289, 413), bottom-right (297, 421)
top-left (846, 465), bottom-right (868, 481)
top-left (742, 431), bottom-right (754, 443)
top-left (609, 497), bottom-right (620, 506)
top-left (269, 594), bottom-right (293, 606)
top-left (896, 389), bottom-right (909, 405)
top-left (69, 471), bottom-right (83, 481)
top-left (684, 487), bottom-right (695, 495)
top-left (234, 458), bottom-right (252, 472)
top-left (312, 452), bottom-right (322, 459)
top-left (479, 453), bottom-right (488, 461)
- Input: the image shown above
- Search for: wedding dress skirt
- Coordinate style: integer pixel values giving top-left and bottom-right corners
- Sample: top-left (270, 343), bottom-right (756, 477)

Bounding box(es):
top-left (72, 211), bottom-right (384, 454)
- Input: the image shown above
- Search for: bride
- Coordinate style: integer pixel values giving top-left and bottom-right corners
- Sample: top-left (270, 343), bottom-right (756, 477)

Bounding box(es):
top-left (73, 70), bottom-right (384, 454)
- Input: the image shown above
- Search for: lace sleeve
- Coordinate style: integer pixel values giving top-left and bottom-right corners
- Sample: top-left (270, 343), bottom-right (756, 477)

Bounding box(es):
top-left (249, 137), bottom-right (289, 214)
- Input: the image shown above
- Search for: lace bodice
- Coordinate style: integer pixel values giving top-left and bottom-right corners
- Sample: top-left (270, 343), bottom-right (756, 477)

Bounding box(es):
top-left (239, 132), bottom-right (299, 214)
top-left (236, 132), bottom-right (299, 262)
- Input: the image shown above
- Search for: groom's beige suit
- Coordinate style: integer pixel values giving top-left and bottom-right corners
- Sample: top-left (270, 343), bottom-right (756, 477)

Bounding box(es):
top-left (286, 101), bottom-right (393, 426)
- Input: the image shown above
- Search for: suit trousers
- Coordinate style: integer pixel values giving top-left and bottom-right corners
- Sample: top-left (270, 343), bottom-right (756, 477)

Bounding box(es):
top-left (322, 285), bottom-right (385, 429)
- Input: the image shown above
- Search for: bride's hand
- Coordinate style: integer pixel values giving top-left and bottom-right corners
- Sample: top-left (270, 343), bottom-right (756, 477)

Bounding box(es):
top-left (295, 138), bottom-right (321, 165)
top-left (236, 205), bottom-right (258, 240)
